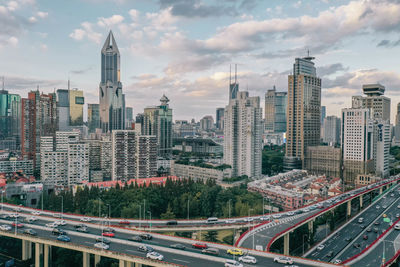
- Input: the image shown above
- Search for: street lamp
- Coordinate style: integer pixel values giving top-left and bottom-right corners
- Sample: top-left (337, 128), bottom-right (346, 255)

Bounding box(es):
top-left (148, 211), bottom-right (152, 232)
top-left (1, 191), bottom-right (3, 213)
top-left (106, 204), bottom-right (111, 228)
top-left (187, 198), bottom-right (190, 220)
top-left (60, 195), bottom-right (64, 219)
top-left (139, 204), bottom-right (141, 228)
top-left (228, 199), bottom-right (232, 219)
top-left (248, 208), bottom-right (254, 250)
top-left (302, 234), bottom-right (308, 256)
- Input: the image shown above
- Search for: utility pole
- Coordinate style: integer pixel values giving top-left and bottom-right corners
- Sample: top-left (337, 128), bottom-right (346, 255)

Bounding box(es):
top-left (187, 199), bottom-right (190, 220)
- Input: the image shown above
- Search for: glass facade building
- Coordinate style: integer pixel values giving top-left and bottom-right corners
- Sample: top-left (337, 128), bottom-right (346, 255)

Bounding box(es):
top-left (0, 90), bottom-right (21, 145)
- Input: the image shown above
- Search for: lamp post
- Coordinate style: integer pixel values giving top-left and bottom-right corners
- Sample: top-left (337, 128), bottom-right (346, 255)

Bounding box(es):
top-left (148, 211), bottom-right (152, 232)
top-left (61, 195), bottom-right (64, 220)
top-left (228, 199), bottom-right (232, 219)
top-left (302, 234), bottom-right (308, 256)
top-left (139, 204), bottom-right (141, 228)
top-left (107, 204), bottom-right (111, 228)
top-left (187, 198), bottom-right (190, 220)
top-left (143, 199), bottom-right (146, 221)
top-left (41, 190), bottom-right (44, 211)
top-left (1, 191), bottom-right (3, 213)
top-left (249, 208), bottom-right (254, 250)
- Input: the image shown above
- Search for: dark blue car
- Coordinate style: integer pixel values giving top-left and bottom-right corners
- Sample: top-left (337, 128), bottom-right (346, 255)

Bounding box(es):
top-left (57, 235), bottom-right (71, 242)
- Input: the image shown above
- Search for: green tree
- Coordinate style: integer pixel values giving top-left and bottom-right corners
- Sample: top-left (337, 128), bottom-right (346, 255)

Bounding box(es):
top-left (204, 231), bottom-right (218, 242)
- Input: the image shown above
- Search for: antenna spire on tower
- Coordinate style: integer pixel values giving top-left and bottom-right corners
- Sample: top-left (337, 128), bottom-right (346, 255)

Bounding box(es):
top-left (1, 76), bottom-right (4, 91)
top-left (235, 64), bottom-right (237, 83)
top-left (229, 64), bottom-right (232, 85)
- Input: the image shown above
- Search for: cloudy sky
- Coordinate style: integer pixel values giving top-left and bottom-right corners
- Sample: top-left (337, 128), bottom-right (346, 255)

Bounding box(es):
top-left (1, 0), bottom-right (400, 121)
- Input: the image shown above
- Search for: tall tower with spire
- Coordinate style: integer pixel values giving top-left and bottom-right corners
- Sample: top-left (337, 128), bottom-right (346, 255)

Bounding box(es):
top-left (99, 31), bottom-right (125, 133)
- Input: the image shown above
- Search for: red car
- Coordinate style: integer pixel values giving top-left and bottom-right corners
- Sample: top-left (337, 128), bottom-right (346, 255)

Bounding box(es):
top-left (192, 242), bottom-right (208, 249)
top-left (12, 222), bottom-right (24, 228)
top-left (119, 220), bottom-right (130, 225)
top-left (102, 232), bottom-right (115, 237)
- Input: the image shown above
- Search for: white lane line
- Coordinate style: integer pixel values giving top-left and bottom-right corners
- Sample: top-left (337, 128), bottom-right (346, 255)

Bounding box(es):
top-left (125, 249), bottom-right (137, 253)
top-left (173, 259), bottom-right (190, 263)
top-left (84, 241), bottom-right (92, 245)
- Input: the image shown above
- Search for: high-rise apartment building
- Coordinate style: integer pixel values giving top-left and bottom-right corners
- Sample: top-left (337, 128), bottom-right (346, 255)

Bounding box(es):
top-left (352, 84), bottom-right (391, 178)
top-left (100, 138), bottom-right (112, 180)
top-left (111, 130), bottom-right (157, 181)
top-left (143, 95), bottom-right (172, 157)
top-left (125, 107), bottom-right (133, 129)
top-left (200, 116), bottom-right (214, 131)
top-left (216, 108), bottom-right (224, 130)
top-left (229, 65), bottom-right (239, 100)
top-left (0, 89), bottom-right (21, 146)
top-left (69, 89), bottom-right (84, 126)
top-left (323, 116), bottom-right (341, 145)
top-left (394, 103), bottom-right (400, 143)
top-left (99, 31), bottom-right (125, 133)
top-left (57, 89), bottom-right (69, 131)
top-left (88, 104), bottom-right (100, 133)
top-left (224, 91), bottom-right (262, 178)
top-left (341, 108), bottom-right (374, 184)
top-left (284, 56), bottom-right (321, 170)
top-left (264, 86), bottom-right (287, 133)
top-left (21, 90), bottom-right (57, 171)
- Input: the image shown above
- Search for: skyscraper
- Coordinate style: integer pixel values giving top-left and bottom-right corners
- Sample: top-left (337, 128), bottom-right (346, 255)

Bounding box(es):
top-left (394, 103), bottom-right (400, 143)
top-left (323, 116), bottom-right (341, 145)
top-left (88, 104), bottom-right (100, 133)
top-left (69, 89), bottom-right (84, 126)
top-left (21, 90), bottom-right (57, 171)
top-left (200, 115), bottom-right (214, 131)
top-left (216, 108), bottom-right (224, 130)
top-left (0, 89), bottom-right (21, 146)
top-left (125, 107), bottom-right (133, 128)
top-left (264, 86), bottom-right (287, 133)
top-left (143, 95), bottom-right (173, 157)
top-left (229, 64), bottom-right (239, 100)
top-left (99, 31), bottom-right (125, 133)
top-left (224, 91), bottom-right (262, 178)
top-left (284, 55), bottom-right (321, 170)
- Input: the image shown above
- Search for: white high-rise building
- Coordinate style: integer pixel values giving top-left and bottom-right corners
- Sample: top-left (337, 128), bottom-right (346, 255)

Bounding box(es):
top-left (323, 116), bottom-right (341, 145)
top-left (341, 108), bottom-right (374, 184)
top-left (67, 142), bottom-right (89, 185)
top-left (224, 91), bottom-right (262, 178)
top-left (375, 120), bottom-right (391, 178)
top-left (111, 130), bottom-right (157, 181)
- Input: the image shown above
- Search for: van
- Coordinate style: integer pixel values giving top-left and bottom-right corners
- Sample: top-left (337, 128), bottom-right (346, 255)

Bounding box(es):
top-left (358, 218), bottom-right (364, 223)
top-left (166, 220), bottom-right (178, 225)
top-left (395, 224), bottom-right (400, 230)
top-left (225, 259), bottom-right (243, 267)
top-left (207, 217), bottom-right (218, 224)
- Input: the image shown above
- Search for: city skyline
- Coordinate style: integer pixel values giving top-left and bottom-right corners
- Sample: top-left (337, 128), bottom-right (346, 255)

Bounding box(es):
top-left (1, 0), bottom-right (400, 121)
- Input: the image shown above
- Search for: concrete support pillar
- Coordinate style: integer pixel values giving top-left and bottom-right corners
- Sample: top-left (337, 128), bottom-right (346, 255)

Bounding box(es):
top-left (283, 233), bottom-right (290, 256)
top-left (347, 200), bottom-right (351, 217)
top-left (43, 244), bottom-right (49, 267)
top-left (380, 187), bottom-right (383, 194)
top-left (119, 259), bottom-right (125, 267)
top-left (94, 254), bottom-right (101, 266)
top-left (134, 263), bottom-right (142, 267)
top-left (126, 262), bottom-right (133, 267)
top-left (359, 195), bottom-right (363, 208)
top-left (35, 243), bottom-right (41, 267)
top-left (82, 252), bottom-right (90, 267)
top-left (22, 240), bottom-right (32, 260)
top-left (308, 220), bottom-right (314, 234)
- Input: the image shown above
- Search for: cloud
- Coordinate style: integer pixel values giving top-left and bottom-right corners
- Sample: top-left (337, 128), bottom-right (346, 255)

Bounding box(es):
top-left (69, 22), bottom-right (102, 43)
top-left (318, 63), bottom-right (348, 77)
top-left (37, 11), bottom-right (48, 18)
top-left (70, 66), bottom-right (93, 75)
top-left (377, 39), bottom-right (400, 47)
top-left (158, 0), bottom-right (239, 18)
top-left (97, 15), bottom-right (124, 28)
top-left (3, 75), bottom-right (64, 90)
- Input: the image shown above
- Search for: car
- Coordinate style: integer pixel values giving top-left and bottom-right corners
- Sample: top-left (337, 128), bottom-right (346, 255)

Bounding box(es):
top-left (227, 248), bottom-right (244, 256)
top-left (139, 233), bottom-right (152, 240)
top-left (129, 235), bottom-right (142, 242)
top-left (238, 255), bottom-right (257, 264)
top-left (383, 205), bottom-right (387, 209)
top-left (57, 235), bottom-right (71, 242)
top-left (80, 217), bottom-right (92, 222)
top-left (287, 211), bottom-right (295, 216)
top-left (192, 242), bottom-right (208, 249)
top-left (52, 228), bottom-right (67, 235)
top-left (23, 229), bottom-right (37, 236)
top-left (360, 225), bottom-right (365, 229)
top-left (333, 259), bottom-right (342, 264)
top-left (225, 219), bottom-right (236, 224)
top-left (272, 214), bottom-right (281, 219)
top-left (303, 208), bottom-right (310, 212)
top-left (146, 252), bottom-right (164, 261)
top-left (345, 237), bottom-right (353, 242)
top-left (358, 218), bottom-right (364, 223)
top-left (119, 220), bottom-right (130, 225)
top-left (56, 220), bottom-right (67, 226)
top-left (395, 224), bottom-right (400, 230)
top-left (12, 222), bottom-right (24, 228)
top-left (225, 259), bottom-right (243, 267)
top-left (94, 242), bottom-right (109, 250)
top-left (367, 228), bottom-right (372, 232)
top-left (9, 213), bottom-right (19, 218)
top-left (353, 243), bottom-right (360, 248)
top-left (374, 227), bottom-right (379, 233)
top-left (202, 247), bottom-right (220, 255)
top-left (74, 224), bottom-right (87, 229)
top-left (46, 222), bottom-right (58, 228)
top-left (0, 225), bottom-right (12, 231)
top-left (166, 220), bottom-right (178, 225)
top-left (396, 214), bottom-right (400, 218)
top-left (102, 232), bottom-right (114, 237)
top-left (52, 213), bottom-right (62, 218)
top-left (376, 205), bottom-right (380, 209)
top-left (76, 227), bottom-right (88, 233)
top-left (25, 216), bottom-right (37, 223)
top-left (317, 245), bottom-right (325, 251)
top-left (138, 245), bottom-right (154, 252)
top-left (363, 235), bottom-right (368, 240)
top-left (274, 256), bottom-right (293, 264)
top-left (326, 251), bottom-right (334, 257)
top-left (103, 227), bottom-right (115, 233)
top-left (243, 217), bottom-right (254, 222)
top-left (96, 236), bottom-right (111, 244)
top-left (31, 211), bottom-right (41, 215)
top-left (397, 205), bottom-right (400, 209)
top-left (0, 214), bottom-right (10, 220)
top-left (375, 221), bottom-right (380, 225)
top-left (260, 216), bottom-right (269, 221)
top-left (170, 243), bottom-right (186, 250)
top-left (391, 194), bottom-right (395, 197)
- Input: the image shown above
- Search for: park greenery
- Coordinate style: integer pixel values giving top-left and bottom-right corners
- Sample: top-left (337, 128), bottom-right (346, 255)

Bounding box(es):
top-left (262, 144), bottom-right (285, 176)
top-left (39, 179), bottom-right (263, 220)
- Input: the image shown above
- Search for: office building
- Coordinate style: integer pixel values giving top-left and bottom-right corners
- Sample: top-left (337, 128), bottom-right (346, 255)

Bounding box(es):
top-left (216, 108), bottom-right (224, 130)
top-left (67, 142), bottom-right (89, 185)
top-left (229, 64), bottom-right (239, 100)
top-left (200, 115), bottom-right (214, 131)
top-left (264, 86), bottom-right (287, 133)
top-left (323, 116), bottom-right (341, 145)
top-left (100, 138), bottom-right (112, 180)
top-left (111, 130), bottom-right (157, 181)
top-left (304, 146), bottom-right (341, 178)
top-left (143, 95), bottom-right (173, 157)
top-left (21, 90), bottom-right (57, 171)
top-left (284, 55), bottom-right (321, 170)
top-left (57, 89), bottom-right (69, 131)
top-left (99, 31), bottom-right (125, 133)
top-left (224, 91), bottom-right (262, 178)
top-left (341, 108), bottom-right (374, 184)
top-left (88, 104), bottom-right (100, 133)
top-left (352, 84), bottom-right (391, 178)
top-left (0, 90), bottom-right (21, 146)
top-left (0, 158), bottom-right (33, 175)
top-left (321, 106), bottom-right (326, 125)
top-left (394, 103), bottom-right (400, 144)
top-left (173, 120), bottom-right (196, 137)
top-left (69, 89), bottom-right (84, 126)
top-left (57, 87), bottom-right (84, 129)
top-left (126, 107), bottom-right (133, 129)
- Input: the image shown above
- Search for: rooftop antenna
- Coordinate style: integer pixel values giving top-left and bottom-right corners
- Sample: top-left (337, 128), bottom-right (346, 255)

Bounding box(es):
top-left (234, 64), bottom-right (237, 84)
top-left (229, 64), bottom-right (232, 85)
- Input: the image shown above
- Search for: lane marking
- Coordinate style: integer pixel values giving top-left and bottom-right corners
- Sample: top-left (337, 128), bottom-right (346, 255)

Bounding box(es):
top-left (173, 259), bottom-right (190, 263)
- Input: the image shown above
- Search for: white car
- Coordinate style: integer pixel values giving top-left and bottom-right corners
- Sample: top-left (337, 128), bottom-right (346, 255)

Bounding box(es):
top-left (225, 219), bottom-right (236, 224)
top-left (238, 255), bottom-right (257, 264)
top-left (272, 214), bottom-right (281, 219)
top-left (317, 244), bottom-right (325, 251)
top-left (9, 213), bottom-right (19, 218)
top-left (0, 225), bottom-right (12, 231)
top-left (334, 259), bottom-right (342, 264)
top-left (146, 252), bottom-right (164, 261)
top-left (287, 211), bottom-right (295, 216)
top-left (225, 259), bottom-right (243, 267)
top-left (260, 216), bottom-right (269, 221)
top-left (395, 224), bottom-right (400, 230)
top-left (56, 220), bottom-right (67, 226)
top-left (274, 256), bottom-right (293, 264)
top-left (94, 242), bottom-right (109, 250)
top-left (80, 217), bottom-right (92, 222)
top-left (26, 216), bottom-right (37, 223)
top-left (244, 217), bottom-right (254, 222)
top-left (45, 222), bottom-right (58, 228)
top-left (303, 208), bottom-right (310, 212)
top-left (31, 211), bottom-right (41, 216)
